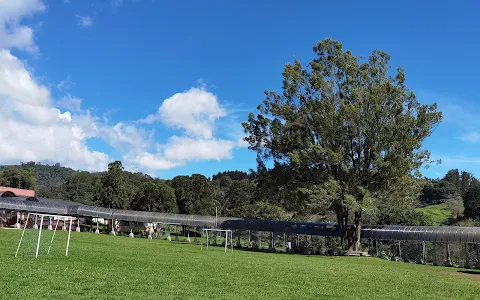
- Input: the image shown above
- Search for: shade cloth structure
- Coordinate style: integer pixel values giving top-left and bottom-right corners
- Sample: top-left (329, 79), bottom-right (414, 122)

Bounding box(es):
top-left (1, 197), bottom-right (480, 243)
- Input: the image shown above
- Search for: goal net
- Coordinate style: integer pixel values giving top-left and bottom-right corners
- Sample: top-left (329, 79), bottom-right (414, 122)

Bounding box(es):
top-left (15, 213), bottom-right (74, 258)
top-left (201, 228), bottom-right (233, 252)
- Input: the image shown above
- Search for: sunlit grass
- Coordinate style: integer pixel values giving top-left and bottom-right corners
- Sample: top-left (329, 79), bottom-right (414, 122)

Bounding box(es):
top-left (1, 228), bottom-right (479, 300)
top-left (416, 203), bottom-right (452, 225)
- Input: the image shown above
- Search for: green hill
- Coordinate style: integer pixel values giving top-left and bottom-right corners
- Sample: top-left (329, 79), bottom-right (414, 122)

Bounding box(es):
top-left (0, 162), bottom-right (76, 189)
top-left (416, 203), bottom-right (451, 226)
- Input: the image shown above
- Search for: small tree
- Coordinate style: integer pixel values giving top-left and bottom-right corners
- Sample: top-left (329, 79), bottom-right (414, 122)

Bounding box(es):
top-left (243, 38), bottom-right (441, 251)
top-left (445, 196), bottom-right (464, 219)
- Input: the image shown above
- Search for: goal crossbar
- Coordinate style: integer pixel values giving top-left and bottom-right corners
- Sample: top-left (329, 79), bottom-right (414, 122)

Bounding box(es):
top-left (15, 213), bottom-right (74, 258)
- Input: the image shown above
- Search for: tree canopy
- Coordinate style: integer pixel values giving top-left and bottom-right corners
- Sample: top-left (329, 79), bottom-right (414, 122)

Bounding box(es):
top-left (132, 182), bottom-right (178, 213)
top-left (243, 38), bottom-right (442, 250)
top-left (0, 168), bottom-right (36, 190)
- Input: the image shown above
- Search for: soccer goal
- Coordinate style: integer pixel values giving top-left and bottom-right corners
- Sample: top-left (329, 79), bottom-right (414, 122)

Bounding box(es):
top-left (201, 228), bottom-right (233, 252)
top-left (15, 213), bottom-right (74, 258)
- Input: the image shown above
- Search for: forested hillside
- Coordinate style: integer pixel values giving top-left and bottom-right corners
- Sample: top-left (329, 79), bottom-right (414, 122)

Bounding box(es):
top-left (1, 161), bottom-right (480, 228)
top-left (0, 162), bottom-right (75, 191)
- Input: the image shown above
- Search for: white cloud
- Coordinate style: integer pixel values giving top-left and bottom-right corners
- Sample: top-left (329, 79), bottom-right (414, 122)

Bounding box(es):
top-left (126, 136), bottom-right (234, 171)
top-left (459, 132), bottom-right (480, 143)
top-left (0, 0), bottom-right (242, 174)
top-left (0, 52), bottom-right (239, 173)
top-left (163, 136), bottom-right (234, 162)
top-left (128, 152), bottom-right (180, 171)
top-left (99, 122), bottom-right (153, 153)
top-left (77, 15), bottom-right (93, 28)
top-left (57, 76), bottom-right (75, 90)
top-left (236, 136), bottom-right (249, 148)
top-left (0, 49), bottom-right (109, 171)
top-left (57, 94), bottom-right (83, 112)
top-left (141, 87), bottom-right (227, 139)
top-left (0, 0), bottom-right (45, 53)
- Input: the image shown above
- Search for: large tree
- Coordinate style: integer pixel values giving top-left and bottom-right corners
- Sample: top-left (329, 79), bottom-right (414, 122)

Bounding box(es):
top-left (419, 179), bottom-right (458, 206)
top-left (224, 179), bottom-right (256, 217)
top-left (132, 182), bottom-right (178, 213)
top-left (62, 171), bottom-right (97, 205)
top-left (243, 38), bottom-right (441, 251)
top-left (170, 174), bottom-right (215, 215)
top-left (93, 161), bottom-right (130, 209)
top-left (465, 184), bottom-right (480, 219)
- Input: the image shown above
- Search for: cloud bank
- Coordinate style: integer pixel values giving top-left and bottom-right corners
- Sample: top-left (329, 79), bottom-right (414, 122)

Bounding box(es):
top-left (0, 0), bottom-right (244, 174)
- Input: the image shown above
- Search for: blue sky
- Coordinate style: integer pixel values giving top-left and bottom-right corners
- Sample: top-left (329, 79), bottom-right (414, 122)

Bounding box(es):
top-left (1, 0), bottom-right (480, 179)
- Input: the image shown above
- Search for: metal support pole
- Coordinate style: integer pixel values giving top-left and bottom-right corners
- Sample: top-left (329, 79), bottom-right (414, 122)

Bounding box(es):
top-left (398, 241), bottom-right (402, 259)
top-left (269, 232), bottom-right (275, 251)
top-left (446, 242), bottom-right (452, 266)
top-left (422, 241), bottom-right (426, 264)
top-left (76, 217), bottom-right (81, 232)
top-left (225, 230), bottom-right (227, 253)
top-left (465, 243), bottom-right (470, 269)
top-left (236, 230), bottom-right (241, 247)
top-left (35, 215), bottom-right (44, 258)
top-left (66, 217), bottom-right (73, 256)
top-left (15, 213), bottom-right (30, 257)
top-left (476, 244), bottom-right (480, 269)
top-left (47, 216), bottom-right (60, 255)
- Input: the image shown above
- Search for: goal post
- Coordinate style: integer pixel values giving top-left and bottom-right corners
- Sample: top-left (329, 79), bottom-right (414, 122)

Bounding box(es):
top-left (15, 213), bottom-right (74, 258)
top-left (201, 228), bottom-right (233, 252)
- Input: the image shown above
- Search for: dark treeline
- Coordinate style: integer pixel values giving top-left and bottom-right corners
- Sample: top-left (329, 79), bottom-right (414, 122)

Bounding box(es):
top-left (1, 162), bottom-right (480, 227)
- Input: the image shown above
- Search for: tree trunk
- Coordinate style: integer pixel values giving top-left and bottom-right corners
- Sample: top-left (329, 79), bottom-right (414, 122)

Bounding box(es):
top-left (335, 204), bottom-right (348, 249)
top-left (350, 211), bottom-right (362, 251)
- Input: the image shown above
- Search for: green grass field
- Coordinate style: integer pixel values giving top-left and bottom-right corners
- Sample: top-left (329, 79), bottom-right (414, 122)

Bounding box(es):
top-left (1, 229), bottom-right (479, 300)
top-left (416, 203), bottom-right (452, 225)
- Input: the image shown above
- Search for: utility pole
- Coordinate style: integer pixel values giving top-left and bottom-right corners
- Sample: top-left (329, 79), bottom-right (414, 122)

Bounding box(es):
top-left (213, 202), bottom-right (218, 228)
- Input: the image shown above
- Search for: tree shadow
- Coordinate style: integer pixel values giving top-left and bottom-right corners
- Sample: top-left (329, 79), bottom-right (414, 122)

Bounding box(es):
top-left (457, 270), bottom-right (480, 275)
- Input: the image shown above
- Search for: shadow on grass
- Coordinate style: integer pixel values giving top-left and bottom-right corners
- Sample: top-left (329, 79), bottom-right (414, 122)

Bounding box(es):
top-left (457, 270), bottom-right (480, 276)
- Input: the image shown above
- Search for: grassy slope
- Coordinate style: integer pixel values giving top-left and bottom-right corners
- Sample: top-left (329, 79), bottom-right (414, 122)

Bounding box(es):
top-left (1, 229), bottom-right (479, 300)
top-left (416, 203), bottom-right (451, 225)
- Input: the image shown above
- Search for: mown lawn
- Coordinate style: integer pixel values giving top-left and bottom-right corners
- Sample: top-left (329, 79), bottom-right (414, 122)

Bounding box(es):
top-left (416, 203), bottom-right (452, 225)
top-left (1, 228), bottom-right (479, 300)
